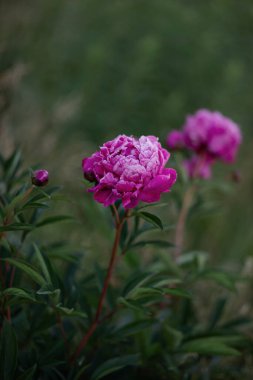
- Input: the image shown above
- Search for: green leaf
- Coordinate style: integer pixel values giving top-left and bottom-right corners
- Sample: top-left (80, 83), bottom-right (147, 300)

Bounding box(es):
top-left (127, 286), bottom-right (191, 301)
top-left (32, 186), bottom-right (61, 200)
top-left (127, 286), bottom-right (163, 300)
top-left (4, 149), bottom-right (22, 182)
top-left (4, 188), bottom-right (33, 215)
top-left (33, 244), bottom-right (52, 285)
top-left (148, 276), bottom-right (182, 288)
top-left (130, 240), bottom-right (174, 249)
top-left (4, 258), bottom-right (46, 286)
top-left (0, 321), bottom-right (18, 380)
top-left (55, 305), bottom-right (87, 318)
top-left (122, 272), bottom-right (155, 297)
top-left (117, 297), bottom-right (147, 314)
top-left (37, 287), bottom-right (61, 306)
top-left (134, 223), bottom-right (174, 238)
top-left (25, 191), bottom-right (50, 204)
top-left (91, 355), bottom-right (139, 380)
top-left (112, 319), bottom-right (153, 338)
top-left (180, 337), bottom-right (241, 356)
top-left (208, 297), bottom-right (227, 329)
top-left (36, 287), bottom-right (60, 296)
top-left (135, 211), bottom-right (163, 230)
top-left (163, 288), bottom-right (191, 298)
top-left (71, 364), bottom-right (91, 380)
top-left (0, 223), bottom-right (34, 232)
top-left (221, 317), bottom-right (253, 329)
top-left (177, 251), bottom-right (209, 270)
top-left (94, 263), bottom-right (106, 292)
top-left (198, 270), bottom-right (238, 291)
top-left (47, 250), bottom-right (78, 263)
top-left (3, 287), bottom-right (37, 303)
top-left (120, 219), bottom-right (128, 249)
top-left (36, 215), bottom-right (73, 228)
top-left (163, 325), bottom-right (183, 350)
top-left (16, 365), bottom-right (37, 380)
top-left (19, 202), bottom-right (49, 212)
top-left (122, 273), bottom-right (182, 299)
top-left (137, 202), bottom-right (168, 210)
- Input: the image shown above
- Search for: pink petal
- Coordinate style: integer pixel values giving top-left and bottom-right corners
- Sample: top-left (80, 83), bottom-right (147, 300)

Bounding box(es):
top-left (93, 188), bottom-right (118, 207)
top-left (140, 191), bottom-right (161, 203)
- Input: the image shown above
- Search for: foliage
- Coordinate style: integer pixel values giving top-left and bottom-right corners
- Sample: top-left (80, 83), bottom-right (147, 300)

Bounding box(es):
top-left (1, 2), bottom-right (253, 377)
top-left (0, 150), bottom-right (252, 380)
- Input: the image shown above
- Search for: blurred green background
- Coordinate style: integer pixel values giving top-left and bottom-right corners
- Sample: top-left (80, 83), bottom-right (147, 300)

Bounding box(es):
top-left (1, 0), bottom-right (253, 263)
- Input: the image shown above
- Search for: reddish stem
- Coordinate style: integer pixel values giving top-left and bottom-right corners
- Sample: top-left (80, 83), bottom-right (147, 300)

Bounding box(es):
top-left (5, 266), bottom-right (16, 322)
top-left (0, 261), bottom-right (5, 288)
top-left (4, 261), bottom-right (11, 321)
top-left (22, 186), bottom-right (34, 203)
top-left (71, 210), bottom-right (124, 363)
top-left (0, 186), bottom-right (34, 240)
top-left (56, 312), bottom-right (70, 358)
top-left (174, 185), bottom-right (195, 260)
top-left (6, 306), bottom-right (11, 321)
top-left (174, 154), bottom-right (207, 259)
top-left (9, 267), bottom-right (16, 288)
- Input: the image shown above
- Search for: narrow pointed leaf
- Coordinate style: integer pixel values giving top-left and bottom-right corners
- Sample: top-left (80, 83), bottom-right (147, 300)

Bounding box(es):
top-left (0, 223), bottom-right (34, 232)
top-left (3, 258), bottom-right (46, 286)
top-left (33, 244), bottom-right (52, 284)
top-left (136, 211), bottom-right (163, 230)
top-left (91, 355), bottom-right (139, 380)
top-left (36, 215), bottom-right (73, 228)
top-left (17, 365), bottom-right (37, 380)
top-left (130, 240), bottom-right (174, 249)
top-left (3, 287), bottom-right (37, 303)
top-left (180, 337), bottom-right (241, 356)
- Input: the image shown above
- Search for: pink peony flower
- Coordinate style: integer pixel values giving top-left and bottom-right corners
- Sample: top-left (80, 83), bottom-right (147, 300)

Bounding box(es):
top-left (166, 109), bottom-right (242, 180)
top-left (183, 109), bottom-right (242, 163)
top-left (82, 135), bottom-right (177, 208)
top-left (166, 130), bottom-right (185, 150)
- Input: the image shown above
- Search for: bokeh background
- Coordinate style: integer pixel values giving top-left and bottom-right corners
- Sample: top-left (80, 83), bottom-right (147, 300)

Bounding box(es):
top-left (1, 0), bottom-right (253, 265)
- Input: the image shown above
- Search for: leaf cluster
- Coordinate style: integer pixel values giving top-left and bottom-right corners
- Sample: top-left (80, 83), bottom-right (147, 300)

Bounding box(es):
top-left (0, 151), bottom-right (252, 380)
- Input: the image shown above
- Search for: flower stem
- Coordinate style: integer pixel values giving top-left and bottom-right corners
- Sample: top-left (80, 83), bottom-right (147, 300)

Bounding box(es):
top-left (174, 185), bottom-right (195, 260)
top-left (174, 153), bottom-right (207, 260)
top-left (71, 209), bottom-right (124, 363)
top-left (56, 312), bottom-right (70, 358)
top-left (0, 186), bottom-right (34, 240)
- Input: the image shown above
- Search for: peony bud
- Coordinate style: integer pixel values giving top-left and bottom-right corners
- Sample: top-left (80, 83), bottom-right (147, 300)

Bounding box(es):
top-left (31, 169), bottom-right (49, 187)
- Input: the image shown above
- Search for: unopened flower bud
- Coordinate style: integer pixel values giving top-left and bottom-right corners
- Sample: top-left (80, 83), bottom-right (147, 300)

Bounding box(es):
top-left (82, 158), bottom-right (97, 182)
top-left (31, 169), bottom-right (49, 187)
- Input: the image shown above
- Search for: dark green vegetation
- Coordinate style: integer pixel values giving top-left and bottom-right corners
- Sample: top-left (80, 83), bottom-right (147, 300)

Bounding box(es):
top-left (0, 151), bottom-right (253, 380)
top-left (1, 1), bottom-right (253, 378)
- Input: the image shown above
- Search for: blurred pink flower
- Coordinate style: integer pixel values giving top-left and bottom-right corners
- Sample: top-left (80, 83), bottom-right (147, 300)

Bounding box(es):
top-left (166, 109), bottom-right (242, 180)
top-left (166, 130), bottom-right (185, 150)
top-left (82, 135), bottom-right (177, 208)
top-left (183, 109), bottom-right (242, 163)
